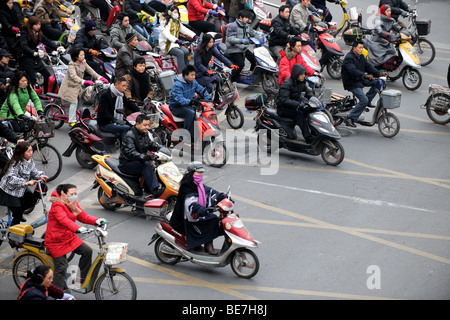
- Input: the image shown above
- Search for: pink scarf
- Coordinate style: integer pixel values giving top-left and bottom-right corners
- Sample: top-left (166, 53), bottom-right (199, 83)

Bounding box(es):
top-left (193, 175), bottom-right (206, 206)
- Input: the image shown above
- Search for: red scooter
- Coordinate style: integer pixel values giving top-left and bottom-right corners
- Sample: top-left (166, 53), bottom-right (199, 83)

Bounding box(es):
top-left (147, 97), bottom-right (227, 168)
top-left (312, 21), bottom-right (344, 80)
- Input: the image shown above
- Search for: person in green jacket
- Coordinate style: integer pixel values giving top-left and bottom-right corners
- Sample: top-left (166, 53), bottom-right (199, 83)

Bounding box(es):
top-left (0, 71), bottom-right (43, 131)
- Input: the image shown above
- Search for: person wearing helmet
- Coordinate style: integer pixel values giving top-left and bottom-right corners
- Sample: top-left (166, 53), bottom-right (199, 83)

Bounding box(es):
top-left (276, 63), bottom-right (315, 144)
top-left (170, 161), bottom-right (228, 255)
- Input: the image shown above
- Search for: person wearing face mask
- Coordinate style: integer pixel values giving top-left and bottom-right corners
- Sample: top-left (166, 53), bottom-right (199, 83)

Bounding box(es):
top-left (193, 33), bottom-right (238, 103)
top-left (0, 142), bottom-right (48, 225)
top-left (170, 161), bottom-right (228, 254)
top-left (46, 183), bottom-right (107, 291)
top-left (158, 6), bottom-right (199, 74)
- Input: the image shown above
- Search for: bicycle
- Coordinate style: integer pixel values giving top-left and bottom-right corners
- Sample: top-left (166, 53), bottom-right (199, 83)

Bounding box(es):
top-left (43, 80), bottom-right (109, 129)
top-left (3, 114), bottom-right (62, 182)
top-left (405, 0), bottom-right (435, 67)
top-left (9, 222), bottom-right (137, 300)
top-left (0, 178), bottom-right (48, 247)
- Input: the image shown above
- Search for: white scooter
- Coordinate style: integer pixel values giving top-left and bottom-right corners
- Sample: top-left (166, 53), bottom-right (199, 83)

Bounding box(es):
top-left (148, 189), bottom-right (261, 278)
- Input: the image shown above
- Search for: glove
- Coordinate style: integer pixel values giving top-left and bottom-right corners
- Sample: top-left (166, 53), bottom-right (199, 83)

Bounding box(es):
top-left (98, 76), bottom-right (109, 83)
top-left (33, 51), bottom-right (39, 57)
top-left (89, 49), bottom-right (98, 56)
top-left (12, 26), bottom-right (20, 33)
top-left (208, 10), bottom-right (218, 17)
top-left (83, 80), bottom-right (94, 86)
top-left (95, 218), bottom-right (107, 226)
top-left (176, 39), bottom-right (183, 45)
top-left (313, 72), bottom-right (324, 78)
top-left (241, 39), bottom-right (249, 45)
top-left (206, 70), bottom-right (215, 77)
top-left (400, 10), bottom-right (408, 17)
top-left (77, 227), bottom-right (87, 233)
top-left (136, 12), bottom-right (143, 19)
top-left (144, 153), bottom-right (156, 161)
top-left (230, 64), bottom-right (239, 70)
top-left (193, 35), bottom-right (200, 41)
top-left (217, 6), bottom-right (224, 12)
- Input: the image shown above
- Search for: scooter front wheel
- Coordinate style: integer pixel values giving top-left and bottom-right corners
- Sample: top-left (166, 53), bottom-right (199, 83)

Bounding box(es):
top-left (378, 112), bottom-right (400, 138)
top-left (230, 248), bottom-right (259, 279)
top-left (203, 141), bottom-right (227, 168)
top-left (226, 105), bottom-right (244, 129)
top-left (321, 140), bottom-right (345, 166)
top-left (154, 238), bottom-right (181, 265)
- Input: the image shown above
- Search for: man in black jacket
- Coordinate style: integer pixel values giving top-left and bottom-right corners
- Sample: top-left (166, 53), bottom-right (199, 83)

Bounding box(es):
top-left (97, 76), bottom-right (140, 140)
top-left (118, 113), bottom-right (162, 199)
top-left (341, 40), bottom-right (388, 127)
top-left (268, 5), bottom-right (299, 62)
top-left (276, 63), bottom-right (315, 143)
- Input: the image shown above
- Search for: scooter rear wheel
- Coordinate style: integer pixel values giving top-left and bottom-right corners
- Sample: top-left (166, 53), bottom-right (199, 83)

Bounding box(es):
top-left (97, 187), bottom-right (122, 211)
top-left (425, 93), bottom-right (450, 124)
top-left (321, 140), bottom-right (345, 166)
top-left (230, 249), bottom-right (259, 279)
top-left (327, 57), bottom-right (343, 80)
top-left (75, 146), bottom-right (97, 169)
top-left (154, 238), bottom-right (181, 265)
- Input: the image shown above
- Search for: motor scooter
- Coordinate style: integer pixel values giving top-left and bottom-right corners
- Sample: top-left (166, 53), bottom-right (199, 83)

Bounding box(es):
top-left (91, 146), bottom-right (182, 215)
top-left (312, 21), bottom-right (344, 80)
top-left (210, 62), bottom-right (243, 129)
top-left (365, 32), bottom-right (422, 91)
top-left (250, 94), bottom-right (345, 166)
top-left (422, 83), bottom-right (450, 125)
top-left (93, 46), bottom-right (117, 82)
top-left (149, 96), bottom-right (228, 168)
top-left (325, 77), bottom-right (402, 137)
top-left (148, 187), bottom-right (261, 278)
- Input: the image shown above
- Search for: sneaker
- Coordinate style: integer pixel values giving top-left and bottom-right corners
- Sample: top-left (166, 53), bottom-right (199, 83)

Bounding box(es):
top-left (69, 122), bottom-right (76, 128)
top-left (143, 193), bottom-right (154, 200)
top-left (344, 116), bottom-right (357, 128)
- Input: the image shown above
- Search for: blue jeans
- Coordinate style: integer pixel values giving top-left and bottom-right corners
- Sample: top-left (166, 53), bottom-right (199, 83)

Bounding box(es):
top-left (170, 105), bottom-right (196, 132)
top-left (348, 82), bottom-right (378, 120)
top-left (99, 123), bottom-right (130, 141)
top-left (133, 25), bottom-right (149, 39)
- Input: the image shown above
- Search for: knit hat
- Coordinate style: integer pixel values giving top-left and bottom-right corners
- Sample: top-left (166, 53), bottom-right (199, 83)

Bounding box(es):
top-left (85, 19), bottom-right (96, 32)
top-left (126, 33), bottom-right (137, 43)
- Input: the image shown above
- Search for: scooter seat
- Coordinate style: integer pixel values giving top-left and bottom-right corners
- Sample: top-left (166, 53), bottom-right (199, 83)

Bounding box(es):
top-left (172, 114), bottom-right (185, 122)
top-left (265, 108), bottom-right (296, 125)
top-left (83, 119), bottom-right (117, 139)
top-left (105, 157), bottom-right (141, 179)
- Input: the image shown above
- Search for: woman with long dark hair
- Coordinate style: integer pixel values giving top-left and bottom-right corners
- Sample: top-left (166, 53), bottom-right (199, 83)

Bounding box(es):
top-left (17, 16), bottom-right (57, 93)
top-left (0, 141), bottom-right (48, 225)
top-left (193, 33), bottom-right (238, 101)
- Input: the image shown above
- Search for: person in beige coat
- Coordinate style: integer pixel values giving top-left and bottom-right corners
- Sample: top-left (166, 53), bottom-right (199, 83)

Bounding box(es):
top-left (59, 47), bottom-right (108, 126)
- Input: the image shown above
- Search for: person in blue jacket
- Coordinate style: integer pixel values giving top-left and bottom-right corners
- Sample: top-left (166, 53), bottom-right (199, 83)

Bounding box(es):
top-left (169, 65), bottom-right (211, 136)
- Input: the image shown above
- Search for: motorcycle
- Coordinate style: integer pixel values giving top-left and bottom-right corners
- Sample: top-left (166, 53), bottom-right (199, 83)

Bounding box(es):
top-left (363, 32), bottom-right (422, 91)
top-left (148, 96), bottom-right (228, 168)
top-left (148, 187), bottom-right (261, 279)
top-left (422, 84), bottom-right (450, 125)
top-left (62, 107), bottom-right (134, 169)
top-left (250, 94), bottom-right (345, 166)
top-left (91, 146), bottom-right (182, 215)
top-left (325, 77), bottom-right (402, 137)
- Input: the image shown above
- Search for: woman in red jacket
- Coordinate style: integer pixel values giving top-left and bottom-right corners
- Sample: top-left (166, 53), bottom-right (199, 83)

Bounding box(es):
top-left (45, 183), bottom-right (106, 291)
top-left (278, 36), bottom-right (319, 85)
top-left (188, 0), bottom-right (225, 35)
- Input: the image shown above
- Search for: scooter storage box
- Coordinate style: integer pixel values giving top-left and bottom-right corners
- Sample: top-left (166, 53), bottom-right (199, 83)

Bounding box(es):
top-left (8, 224), bottom-right (34, 243)
top-left (381, 90), bottom-right (401, 109)
top-left (144, 199), bottom-right (169, 218)
top-left (160, 70), bottom-right (175, 91)
top-left (245, 93), bottom-right (265, 110)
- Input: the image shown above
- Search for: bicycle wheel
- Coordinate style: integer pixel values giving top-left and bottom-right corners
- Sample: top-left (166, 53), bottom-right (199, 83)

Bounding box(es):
top-left (94, 269), bottom-right (137, 300)
top-left (43, 103), bottom-right (65, 129)
top-left (32, 142), bottom-right (63, 182)
top-left (12, 252), bottom-right (47, 289)
top-left (415, 38), bottom-right (435, 67)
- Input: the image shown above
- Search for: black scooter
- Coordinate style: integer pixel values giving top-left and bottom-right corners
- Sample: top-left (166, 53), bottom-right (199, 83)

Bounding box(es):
top-left (249, 94), bottom-right (345, 166)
